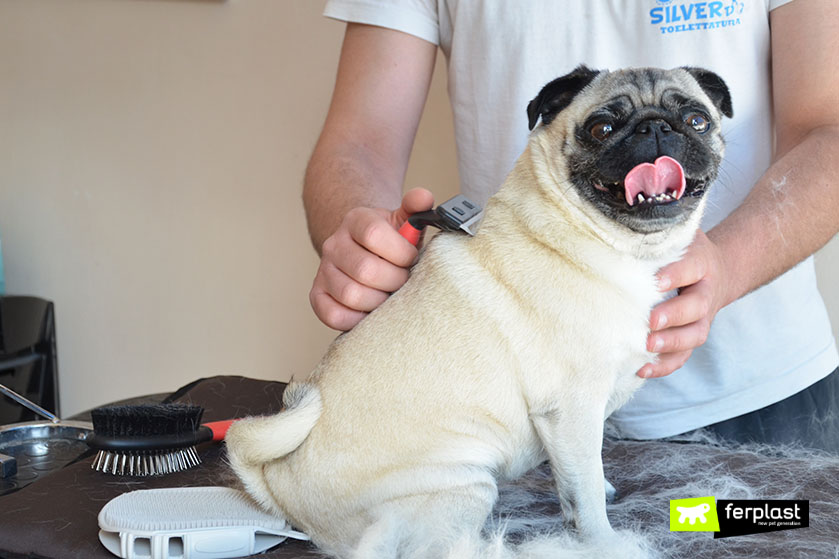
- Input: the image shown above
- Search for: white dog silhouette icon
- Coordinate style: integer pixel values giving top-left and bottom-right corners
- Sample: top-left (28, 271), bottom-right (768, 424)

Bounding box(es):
top-left (677, 503), bottom-right (712, 525)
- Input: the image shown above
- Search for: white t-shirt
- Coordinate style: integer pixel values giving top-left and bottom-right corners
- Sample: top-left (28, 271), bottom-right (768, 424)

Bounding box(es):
top-left (323, 0), bottom-right (839, 439)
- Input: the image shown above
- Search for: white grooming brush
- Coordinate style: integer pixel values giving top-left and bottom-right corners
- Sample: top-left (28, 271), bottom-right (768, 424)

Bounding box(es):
top-left (98, 486), bottom-right (308, 559)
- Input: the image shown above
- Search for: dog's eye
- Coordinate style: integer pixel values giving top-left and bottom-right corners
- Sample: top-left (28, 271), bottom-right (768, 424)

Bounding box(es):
top-left (686, 113), bottom-right (709, 133)
top-left (590, 122), bottom-right (613, 141)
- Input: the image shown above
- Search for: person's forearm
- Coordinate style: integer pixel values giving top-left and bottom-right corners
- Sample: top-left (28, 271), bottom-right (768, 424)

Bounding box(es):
top-left (303, 136), bottom-right (404, 254)
top-left (708, 124), bottom-right (839, 307)
top-left (301, 23), bottom-right (437, 255)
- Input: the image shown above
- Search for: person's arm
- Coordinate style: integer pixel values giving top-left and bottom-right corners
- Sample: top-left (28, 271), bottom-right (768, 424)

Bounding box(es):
top-left (640, 0), bottom-right (839, 378)
top-left (304, 23), bottom-right (437, 331)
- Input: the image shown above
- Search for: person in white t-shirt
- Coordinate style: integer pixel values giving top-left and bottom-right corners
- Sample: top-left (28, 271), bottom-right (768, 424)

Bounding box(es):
top-left (302, 1), bottom-right (839, 451)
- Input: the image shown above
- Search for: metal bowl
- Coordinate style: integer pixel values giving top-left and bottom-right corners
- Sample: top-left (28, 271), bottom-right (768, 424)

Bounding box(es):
top-left (0, 420), bottom-right (93, 496)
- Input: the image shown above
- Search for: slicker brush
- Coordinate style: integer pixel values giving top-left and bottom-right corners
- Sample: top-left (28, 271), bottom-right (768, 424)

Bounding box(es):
top-left (88, 404), bottom-right (234, 477)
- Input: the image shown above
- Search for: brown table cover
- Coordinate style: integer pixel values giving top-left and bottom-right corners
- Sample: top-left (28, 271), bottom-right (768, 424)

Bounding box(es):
top-left (1, 375), bottom-right (837, 558)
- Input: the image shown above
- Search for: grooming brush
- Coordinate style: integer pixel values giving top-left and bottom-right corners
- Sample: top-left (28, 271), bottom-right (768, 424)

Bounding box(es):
top-left (398, 194), bottom-right (483, 246)
top-left (98, 486), bottom-right (309, 559)
top-left (87, 404), bottom-right (234, 477)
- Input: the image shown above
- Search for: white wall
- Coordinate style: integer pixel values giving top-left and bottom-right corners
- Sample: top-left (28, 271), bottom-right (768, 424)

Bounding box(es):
top-left (0, 0), bottom-right (835, 416)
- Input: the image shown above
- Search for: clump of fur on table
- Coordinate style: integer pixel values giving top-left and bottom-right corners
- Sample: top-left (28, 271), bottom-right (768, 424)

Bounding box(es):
top-left (477, 432), bottom-right (839, 558)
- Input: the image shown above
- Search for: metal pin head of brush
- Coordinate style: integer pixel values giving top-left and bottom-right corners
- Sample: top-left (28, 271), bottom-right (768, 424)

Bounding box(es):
top-left (90, 446), bottom-right (202, 477)
top-left (88, 404), bottom-right (210, 477)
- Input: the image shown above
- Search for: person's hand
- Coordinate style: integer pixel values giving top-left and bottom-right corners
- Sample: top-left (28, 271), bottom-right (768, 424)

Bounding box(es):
top-left (637, 230), bottom-right (730, 378)
top-left (310, 188), bottom-right (434, 331)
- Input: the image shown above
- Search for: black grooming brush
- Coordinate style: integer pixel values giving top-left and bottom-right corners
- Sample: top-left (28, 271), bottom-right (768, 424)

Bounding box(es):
top-left (88, 404), bottom-right (233, 477)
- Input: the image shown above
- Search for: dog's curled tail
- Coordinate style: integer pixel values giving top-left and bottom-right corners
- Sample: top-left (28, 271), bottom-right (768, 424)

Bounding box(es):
top-left (225, 382), bottom-right (322, 511)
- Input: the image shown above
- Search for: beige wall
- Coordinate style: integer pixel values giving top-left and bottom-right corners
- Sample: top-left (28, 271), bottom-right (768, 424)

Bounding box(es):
top-left (0, 0), bottom-right (456, 416)
top-left (0, 1), bottom-right (836, 417)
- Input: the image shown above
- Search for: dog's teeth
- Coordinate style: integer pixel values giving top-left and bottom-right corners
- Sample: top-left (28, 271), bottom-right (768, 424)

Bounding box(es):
top-left (668, 190), bottom-right (677, 198)
top-left (637, 193), bottom-right (645, 204)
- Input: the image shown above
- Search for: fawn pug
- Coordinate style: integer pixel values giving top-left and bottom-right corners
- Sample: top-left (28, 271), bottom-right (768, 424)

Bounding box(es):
top-left (226, 66), bottom-right (732, 558)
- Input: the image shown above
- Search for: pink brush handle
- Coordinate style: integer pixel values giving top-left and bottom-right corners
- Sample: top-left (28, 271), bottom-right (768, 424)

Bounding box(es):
top-left (398, 221), bottom-right (423, 246)
top-left (204, 419), bottom-right (236, 442)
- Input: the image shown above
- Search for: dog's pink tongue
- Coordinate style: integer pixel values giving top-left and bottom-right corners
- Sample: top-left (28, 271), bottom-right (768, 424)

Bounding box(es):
top-left (624, 156), bottom-right (686, 206)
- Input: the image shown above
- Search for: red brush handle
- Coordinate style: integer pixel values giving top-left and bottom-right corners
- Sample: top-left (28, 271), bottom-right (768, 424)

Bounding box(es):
top-left (398, 221), bottom-right (423, 246)
top-left (203, 419), bottom-right (236, 442)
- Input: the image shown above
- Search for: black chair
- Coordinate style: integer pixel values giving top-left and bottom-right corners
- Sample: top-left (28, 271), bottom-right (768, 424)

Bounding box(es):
top-left (0, 297), bottom-right (59, 424)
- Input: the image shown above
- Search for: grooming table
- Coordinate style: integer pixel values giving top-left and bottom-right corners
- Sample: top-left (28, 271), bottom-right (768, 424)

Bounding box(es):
top-left (0, 375), bottom-right (837, 558)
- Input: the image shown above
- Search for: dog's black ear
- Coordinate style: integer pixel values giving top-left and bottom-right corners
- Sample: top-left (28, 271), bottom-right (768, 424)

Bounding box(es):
top-left (682, 67), bottom-right (733, 119)
top-left (527, 65), bottom-right (601, 131)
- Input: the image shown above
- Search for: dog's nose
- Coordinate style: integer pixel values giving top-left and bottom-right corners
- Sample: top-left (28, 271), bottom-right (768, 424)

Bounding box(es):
top-left (635, 119), bottom-right (672, 135)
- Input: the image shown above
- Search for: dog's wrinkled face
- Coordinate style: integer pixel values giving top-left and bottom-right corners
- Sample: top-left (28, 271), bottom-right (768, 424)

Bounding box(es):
top-left (528, 66), bottom-right (732, 234)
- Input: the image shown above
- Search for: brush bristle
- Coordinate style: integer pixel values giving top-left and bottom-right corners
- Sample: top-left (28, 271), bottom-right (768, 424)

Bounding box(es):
top-left (90, 404), bottom-right (204, 438)
top-left (91, 447), bottom-right (202, 477)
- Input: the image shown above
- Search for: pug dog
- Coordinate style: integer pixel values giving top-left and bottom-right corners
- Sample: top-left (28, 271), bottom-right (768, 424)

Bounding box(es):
top-left (226, 66), bottom-right (732, 558)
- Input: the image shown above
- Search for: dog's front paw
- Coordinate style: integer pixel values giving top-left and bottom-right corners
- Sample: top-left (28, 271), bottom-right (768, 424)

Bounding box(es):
top-left (605, 478), bottom-right (618, 503)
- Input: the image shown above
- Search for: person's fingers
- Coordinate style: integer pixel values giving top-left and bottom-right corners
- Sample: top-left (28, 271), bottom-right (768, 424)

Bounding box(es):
top-left (656, 231), bottom-right (710, 291)
top-left (390, 187), bottom-right (435, 227)
top-left (310, 190), bottom-right (435, 331)
top-left (648, 280), bottom-right (713, 331)
top-left (641, 230), bottom-right (726, 378)
top-left (646, 319), bottom-right (710, 355)
top-left (637, 349), bottom-right (693, 378)
top-left (324, 229), bottom-right (411, 293)
top-left (345, 207), bottom-right (419, 268)
top-left (309, 282), bottom-right (368, 332)
top-left (318, 258), bottom-right (391, 313)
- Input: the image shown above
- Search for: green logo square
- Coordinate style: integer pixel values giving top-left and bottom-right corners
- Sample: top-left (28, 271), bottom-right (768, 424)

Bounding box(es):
top-left (670, 496), bottom-right (720, 532)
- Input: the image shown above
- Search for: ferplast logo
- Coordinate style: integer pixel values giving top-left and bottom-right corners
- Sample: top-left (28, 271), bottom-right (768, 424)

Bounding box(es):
top-left (671, 497), bottom-right (809, 538)
top-left (650, 0), bottom-right (745, 35)
top-left (670, 497), bottom-right (720, 532)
